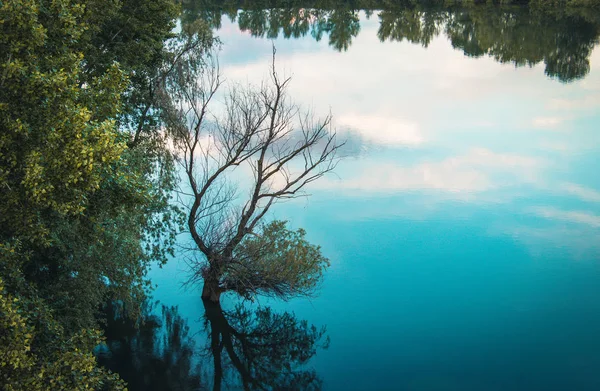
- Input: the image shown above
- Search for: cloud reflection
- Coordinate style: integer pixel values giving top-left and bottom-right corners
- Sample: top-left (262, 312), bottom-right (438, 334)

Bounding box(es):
top-left (562, 183), bottom-right (600, 203)
top-left (531, 207), bottom-right (600, 228)
top-left (532, 117), bottom-right (564, 129)
top-left (337, 113), bottom-right (423, 146)
top-left (317, 148), bottom-right (543, 195)
top-left (214, 10), bottom-right (600, 257)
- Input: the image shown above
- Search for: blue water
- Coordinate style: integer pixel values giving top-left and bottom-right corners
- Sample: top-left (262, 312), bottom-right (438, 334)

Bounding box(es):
top-left (149, 11), bottom-right (600, 391)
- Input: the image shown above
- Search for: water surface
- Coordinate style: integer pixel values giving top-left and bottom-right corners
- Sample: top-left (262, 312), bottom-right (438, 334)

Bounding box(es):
top-left (140, 5), bottom-right (600, 390)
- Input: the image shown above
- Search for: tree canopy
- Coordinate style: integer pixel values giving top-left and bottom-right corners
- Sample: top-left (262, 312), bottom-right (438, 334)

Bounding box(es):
top-left (0, 0), bottom-right (193, 388)
top-left (224, 221), bottom-right (330, 299)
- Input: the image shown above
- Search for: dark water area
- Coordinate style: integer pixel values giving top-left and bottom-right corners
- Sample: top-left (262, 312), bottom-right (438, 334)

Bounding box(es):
top-left (101, 2), bottom-right (600, 390)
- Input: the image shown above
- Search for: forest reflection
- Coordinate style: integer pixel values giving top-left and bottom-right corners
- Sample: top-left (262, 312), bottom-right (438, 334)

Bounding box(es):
top-left (97, 300), bottom-right (328, 390)
top-left (183, 0), bottom-right (600, 82)
top-left (98, 302), bottom-right (203, 390)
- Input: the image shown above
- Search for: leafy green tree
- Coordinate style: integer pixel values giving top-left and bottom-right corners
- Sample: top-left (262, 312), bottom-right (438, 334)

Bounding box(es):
top-left (0, 0), bottom-right (127, 243)
top-left (0, 0), bottom-right (186, 331)
top-left (0, 0), bottom-right (193, 387)
top-left (0, 250), bottom-right (125, 391)
top-left (441, 6), bottom-right (599, 82)
top-left (378, 8), bottom-right (444, 47)
top-left (81, 0), bottom-right (180, 146)
top-left (218, 5), bottom-right (361, 51)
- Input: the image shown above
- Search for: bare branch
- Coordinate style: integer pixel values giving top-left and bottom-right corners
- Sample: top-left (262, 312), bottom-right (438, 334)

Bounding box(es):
top-left (168, 46), bottom-right (344, 301)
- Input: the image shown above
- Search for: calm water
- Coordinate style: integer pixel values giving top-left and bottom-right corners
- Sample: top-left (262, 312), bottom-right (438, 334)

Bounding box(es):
top-left (109, 5), bottom-right (600, 391)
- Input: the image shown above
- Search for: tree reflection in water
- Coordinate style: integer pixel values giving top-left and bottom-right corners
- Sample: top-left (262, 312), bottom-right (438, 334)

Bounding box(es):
top-left (202, 299), bottom-right (329, 391)
top-left (184, 0), bottom-right (600, 82)
top-left (98, 300), bottom-right (328, 391)
top-left (98, 302), bottom-right (203, 390)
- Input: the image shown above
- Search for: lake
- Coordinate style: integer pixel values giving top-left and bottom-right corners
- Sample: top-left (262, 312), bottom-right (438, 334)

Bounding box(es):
top-left (107, 4), bottom-right (600, 390)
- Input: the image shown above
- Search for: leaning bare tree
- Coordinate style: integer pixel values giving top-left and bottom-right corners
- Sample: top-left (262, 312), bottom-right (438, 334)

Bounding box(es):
top-left (167, 47), bottom-right (343, 303)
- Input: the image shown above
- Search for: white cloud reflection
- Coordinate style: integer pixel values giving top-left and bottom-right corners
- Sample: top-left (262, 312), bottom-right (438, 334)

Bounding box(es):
top-left (562, 183), bottom-right (600, 203)
top-left (531, 207), bottom-right (600, 228)
top-left (317, 148), bottom-right (543, 195)
top-left (502, 225), bottom-right (600, 260)
top-left (214, 11), bottom-right (600, 261)
top-left (336, 114), bottom-right (423, 146)
top-left (532, 117), bottom-right (564, 129)
top-left (548, 95), bottom-right (600, 111)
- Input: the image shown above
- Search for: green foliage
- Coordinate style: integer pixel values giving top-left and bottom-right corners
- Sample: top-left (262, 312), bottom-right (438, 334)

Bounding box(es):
top-left (0, 0), bottom-right (128, 241)
top-left (1, 0), bottom-right (190, 387)
top-left (213, 7), bottom-right (361, 51)
top-left (529, 0), bottom-right (600, 7)
top-left (439, 6), bottom-right (599, 82)
top-left (0, 0), bottom-right (184, 329)
top-left (225, 220), bottom-right (331, 299)
top-left (82, 0), bottom-right (181, 144)
top-left (0, 271), bottom-right (126, 391)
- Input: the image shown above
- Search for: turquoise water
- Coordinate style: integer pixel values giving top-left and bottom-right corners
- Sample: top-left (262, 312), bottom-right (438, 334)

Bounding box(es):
top-left (144, 9), bottom-right (600, 391)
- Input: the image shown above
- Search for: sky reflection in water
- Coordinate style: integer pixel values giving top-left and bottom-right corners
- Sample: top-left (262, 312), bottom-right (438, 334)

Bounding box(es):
top-left (149, 10), bottom-right (600, 391)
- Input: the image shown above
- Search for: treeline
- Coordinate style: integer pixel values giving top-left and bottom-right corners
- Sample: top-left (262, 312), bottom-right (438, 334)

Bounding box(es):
top-left (184, 0), bottom-right (600, 81)
top-left (0, 0), bottom-right (211, 389)
top-left (184, 0), bottom-right (600, 10)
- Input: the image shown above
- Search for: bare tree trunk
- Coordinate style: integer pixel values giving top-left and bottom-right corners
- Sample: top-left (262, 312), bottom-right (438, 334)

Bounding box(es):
top-left (170, 48), bottom-right (342, 300)
top-left (203, 299), bottom-right (253, 391)
top-left (210, 323), bottom-right (222, 391)
top-left (202, 264), bottom-right (223, 303)
top-left (202, 278), bottom-right (222, 303)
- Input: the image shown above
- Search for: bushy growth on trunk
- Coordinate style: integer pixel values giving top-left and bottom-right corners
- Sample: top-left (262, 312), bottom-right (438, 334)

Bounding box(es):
top-left (223, 220), bottom-right (330, 299)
